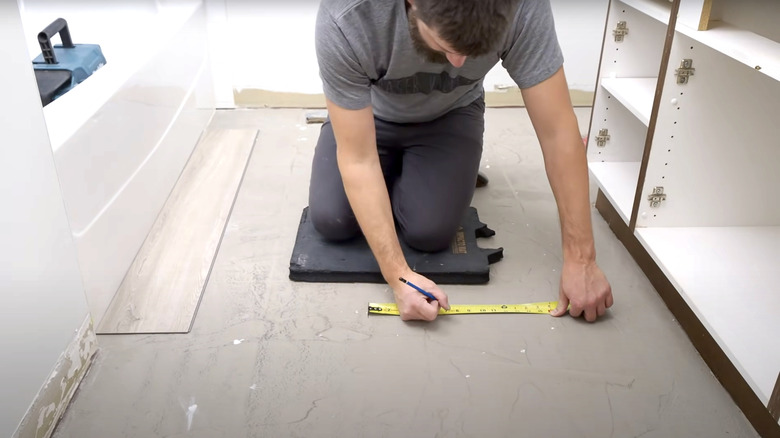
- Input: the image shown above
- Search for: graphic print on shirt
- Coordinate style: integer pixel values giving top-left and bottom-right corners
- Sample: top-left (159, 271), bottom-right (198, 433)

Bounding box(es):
top-left (373, 71), bottom-right (480, 95)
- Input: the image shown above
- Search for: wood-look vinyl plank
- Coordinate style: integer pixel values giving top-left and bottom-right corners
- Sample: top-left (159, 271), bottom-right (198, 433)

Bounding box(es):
top-left (97, 129), bottom-right (258, 334)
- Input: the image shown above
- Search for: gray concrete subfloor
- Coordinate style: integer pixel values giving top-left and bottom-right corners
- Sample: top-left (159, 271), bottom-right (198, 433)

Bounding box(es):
top-left (53, 108), bottom-right (758, 438)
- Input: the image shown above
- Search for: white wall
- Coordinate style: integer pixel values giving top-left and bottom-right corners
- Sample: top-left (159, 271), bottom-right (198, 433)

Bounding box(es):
top-left (210, 0), bottom-right (609, 104)
top-left (550, 0), bottom-right (611, 90)
top-left (0, 2), bottom-right (91, 435)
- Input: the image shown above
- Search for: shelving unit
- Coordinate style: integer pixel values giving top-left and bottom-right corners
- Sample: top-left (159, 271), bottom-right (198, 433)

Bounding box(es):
top-left (589, 161), bottom-right (641, 224)
top-left (678, 23), bottom-right (780, 80)
top-left (589, 0), bottom-right (780, 434)
top-left (600, 77), bottom-right (656, 125)
top-left (622, 0), bottom-right (672, 24)
top-left (637, 31), bottom-right (780, 229)
top-left (588, 0), bottom-right (670, 225)
top-left (636, 226), bottom-right (780, 404)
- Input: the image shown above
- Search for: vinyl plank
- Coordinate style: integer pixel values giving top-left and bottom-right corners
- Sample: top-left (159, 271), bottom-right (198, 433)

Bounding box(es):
top-left (97, 129), bottom-right (257, 334)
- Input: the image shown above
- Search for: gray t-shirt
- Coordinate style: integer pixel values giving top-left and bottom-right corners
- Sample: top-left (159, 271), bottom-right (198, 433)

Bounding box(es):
top-left (316, 0), bottom-right (564, 123)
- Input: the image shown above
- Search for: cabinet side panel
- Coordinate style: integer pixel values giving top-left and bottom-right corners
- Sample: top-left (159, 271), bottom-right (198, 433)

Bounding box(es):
top-left (600, 1), bottom-right (669, 78)
top-left (588, 92), bottom-right (648, 162)
top-left (637, 33), bottom-right (780, 227)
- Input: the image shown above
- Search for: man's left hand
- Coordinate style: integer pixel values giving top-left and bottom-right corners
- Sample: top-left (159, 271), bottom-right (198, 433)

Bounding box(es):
top-left (551, 261), bottom-right (613, 322)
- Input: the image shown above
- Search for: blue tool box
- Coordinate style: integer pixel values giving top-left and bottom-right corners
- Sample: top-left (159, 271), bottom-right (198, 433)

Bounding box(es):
top-left (32, 18), bottom-right (106, 106)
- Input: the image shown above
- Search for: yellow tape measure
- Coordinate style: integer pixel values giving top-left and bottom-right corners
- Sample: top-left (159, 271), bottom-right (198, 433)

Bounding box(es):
top-left (368, 301), bottom-right (559, 316)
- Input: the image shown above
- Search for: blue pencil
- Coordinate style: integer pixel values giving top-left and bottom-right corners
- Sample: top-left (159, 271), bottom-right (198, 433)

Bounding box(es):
top-left (399, 277), bottom-right (437, 301)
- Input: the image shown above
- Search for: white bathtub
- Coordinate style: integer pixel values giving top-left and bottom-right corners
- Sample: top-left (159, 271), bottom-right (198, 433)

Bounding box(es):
top-left (21, 0), bottom-right (215, 323)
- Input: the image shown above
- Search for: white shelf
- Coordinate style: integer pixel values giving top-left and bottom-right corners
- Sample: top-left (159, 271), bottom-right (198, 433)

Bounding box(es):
top-left (636, 226), bottom-right (780, 404)
top-left (601, 77), bottom-right (657, 126)
top-left (589, 161), bottom-right (641, 224)
top-left (621, 0), bottom-right (672, 24)
top-left (677, 21), bottom-right (780, 82)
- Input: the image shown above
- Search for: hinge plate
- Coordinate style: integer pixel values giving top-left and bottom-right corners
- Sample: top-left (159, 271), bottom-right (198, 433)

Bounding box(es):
top-left (648, 186), bottom-right (667, 207)
top-left (613, 21), bottom-right (629, 42)
top-left (594, 129), bottom-right (610, 147)
top-left (675, 59), bottom-right (695, 84)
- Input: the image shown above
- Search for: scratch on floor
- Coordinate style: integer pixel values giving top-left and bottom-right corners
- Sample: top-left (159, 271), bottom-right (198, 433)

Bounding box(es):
top-left (448, 359), bottom-right (474, 400)
top-left (657, 377), bottom-right (677, 417)
top-left (605, 383), bottom-right (615, 438)
top-left (510, 386), bottom-right (522, 416)
top-left (288, 398), bottom-right (324, 425)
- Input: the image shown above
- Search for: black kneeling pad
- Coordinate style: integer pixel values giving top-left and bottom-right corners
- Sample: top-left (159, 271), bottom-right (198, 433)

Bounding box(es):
top-left (289, 207), bottom-right (503, 284)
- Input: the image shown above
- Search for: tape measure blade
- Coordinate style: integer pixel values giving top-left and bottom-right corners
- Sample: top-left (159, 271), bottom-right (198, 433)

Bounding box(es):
top-left (443, 302), bottom-right (556, 314)
top-left (368, 302), bottom-right (558, 316)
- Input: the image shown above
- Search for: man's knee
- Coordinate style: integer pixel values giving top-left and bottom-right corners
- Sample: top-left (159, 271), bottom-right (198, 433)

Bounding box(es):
top-left (309, 205), bottom-right (360, 241)
top-left (400, 220), bottom-right (455, 253)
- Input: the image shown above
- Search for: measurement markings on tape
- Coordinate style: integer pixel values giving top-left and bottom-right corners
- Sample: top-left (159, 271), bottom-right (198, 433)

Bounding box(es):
top-left (367, 301), bottom-right (559, 316)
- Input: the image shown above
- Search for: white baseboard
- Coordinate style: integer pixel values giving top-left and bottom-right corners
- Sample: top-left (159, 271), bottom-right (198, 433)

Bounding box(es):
top-left (13, 316), bottom-right (97, 438)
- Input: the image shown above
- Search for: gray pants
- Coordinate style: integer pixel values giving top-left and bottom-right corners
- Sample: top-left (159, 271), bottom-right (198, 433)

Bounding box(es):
top-left (308, 97), bottom-right (485, 252)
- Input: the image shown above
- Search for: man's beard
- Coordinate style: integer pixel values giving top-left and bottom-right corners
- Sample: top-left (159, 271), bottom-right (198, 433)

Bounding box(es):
top-left (408, 8), bottom-right (449, 64)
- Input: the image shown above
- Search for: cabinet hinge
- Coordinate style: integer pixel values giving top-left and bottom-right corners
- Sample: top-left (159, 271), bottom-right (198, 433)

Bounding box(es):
top-left (648, 187), bottom-right (667, 207)
top-left (613, 21), bottom-right (629, 42)
top-left (675, 59), bottom-right (695, 84)
top-left (594, 129), bottom-right (610, 147)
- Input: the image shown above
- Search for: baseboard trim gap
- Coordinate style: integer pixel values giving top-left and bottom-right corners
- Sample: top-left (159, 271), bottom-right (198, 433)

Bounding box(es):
top-left (13, 316), bottom-right (97, 438)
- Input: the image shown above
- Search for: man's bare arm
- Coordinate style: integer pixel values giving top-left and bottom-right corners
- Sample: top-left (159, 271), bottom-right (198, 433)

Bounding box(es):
top-left (521, 68), bottom-right (613, 321)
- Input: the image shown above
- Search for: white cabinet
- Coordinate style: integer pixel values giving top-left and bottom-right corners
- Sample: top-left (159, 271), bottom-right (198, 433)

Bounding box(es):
top-left (589, 0), bottom-right (671, 222)
top-left (588, 0), bottom-right (780, 433)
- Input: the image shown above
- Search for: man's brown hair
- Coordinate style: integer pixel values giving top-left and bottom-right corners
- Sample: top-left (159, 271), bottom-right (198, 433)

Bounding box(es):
top-left (413, 0), bottom-right (519, 56)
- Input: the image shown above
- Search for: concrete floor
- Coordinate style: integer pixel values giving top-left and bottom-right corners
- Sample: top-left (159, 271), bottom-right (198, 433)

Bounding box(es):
top-left (53, 108), bottom-right (758, 438)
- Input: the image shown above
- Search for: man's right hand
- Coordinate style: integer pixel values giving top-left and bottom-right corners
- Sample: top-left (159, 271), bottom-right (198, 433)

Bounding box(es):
top-left (392, 271), bottom-right (450, 321)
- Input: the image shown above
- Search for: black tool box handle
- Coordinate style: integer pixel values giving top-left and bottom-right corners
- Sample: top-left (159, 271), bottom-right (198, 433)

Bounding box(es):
top-left (38, 18), bottom-right (75, 65)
